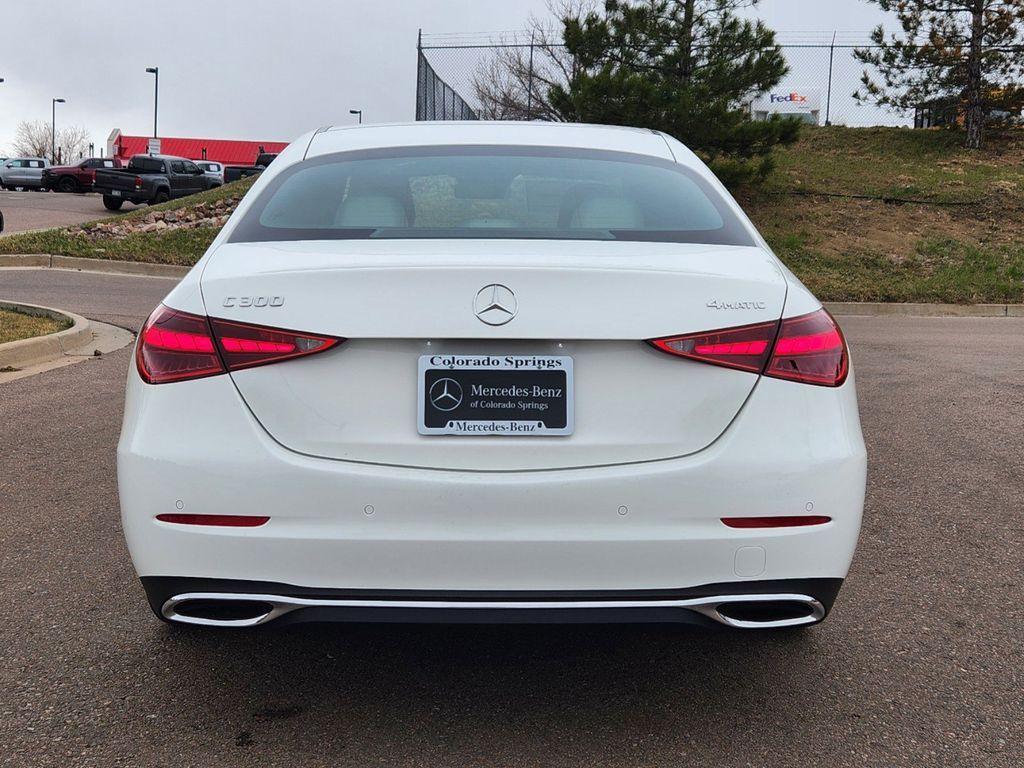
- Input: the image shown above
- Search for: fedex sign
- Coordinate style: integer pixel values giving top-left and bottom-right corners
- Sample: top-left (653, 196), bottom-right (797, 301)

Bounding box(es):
top-left (770, 92), bottom-right (809, 104)
top-left (751, 88), bottom-right (821, 116)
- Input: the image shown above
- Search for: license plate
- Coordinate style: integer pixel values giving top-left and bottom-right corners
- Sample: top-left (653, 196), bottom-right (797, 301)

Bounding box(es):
top-left (418, 355), bottom-right (573, 436)
top-left (110, 190), bottom-right (121, 197)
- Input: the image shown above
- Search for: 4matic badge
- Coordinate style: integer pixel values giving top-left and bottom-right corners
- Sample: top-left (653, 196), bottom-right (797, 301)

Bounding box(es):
top-left (706, 299), bottom-right (768, 310)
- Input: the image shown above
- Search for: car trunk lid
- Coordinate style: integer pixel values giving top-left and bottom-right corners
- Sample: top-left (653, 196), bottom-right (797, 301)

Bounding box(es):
top-left (200, 240), bottom-right (786, 471)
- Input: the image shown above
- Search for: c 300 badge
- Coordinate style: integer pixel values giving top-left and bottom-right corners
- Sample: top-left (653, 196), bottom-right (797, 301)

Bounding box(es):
top-left (223, 296), bottom-right (285, 308)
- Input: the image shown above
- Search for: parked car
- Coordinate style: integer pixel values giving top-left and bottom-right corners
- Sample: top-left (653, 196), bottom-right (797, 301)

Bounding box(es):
top-left (223, 152), bottom-right (277, 183)
top-left (42, 157), bottom-right (122, 193)
top-left (120, 122), bottom-right (866, 631)
top-left (93, 154), bottom-right (221, 211)
top-left (194, 160), bottom-right (224, 185)
top-left (0, 157), bottom-right (51, 190)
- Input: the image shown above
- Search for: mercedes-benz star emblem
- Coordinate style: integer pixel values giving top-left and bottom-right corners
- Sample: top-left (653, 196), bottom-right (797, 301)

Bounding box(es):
top-left (474, 284), bottom-right (518, 326)
top-left (429, 378), bottom-right (464, 412)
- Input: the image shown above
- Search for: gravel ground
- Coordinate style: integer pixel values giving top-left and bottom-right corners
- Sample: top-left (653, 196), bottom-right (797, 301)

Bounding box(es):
top-left (0, 268), bottom-right (1021, 767)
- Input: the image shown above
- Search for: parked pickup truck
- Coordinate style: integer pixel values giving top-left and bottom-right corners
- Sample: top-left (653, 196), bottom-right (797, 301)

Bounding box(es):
top-left (93, 154), bottom-right (221, 211)
top-left (42, 157), bottom-right (122, 193)
top-left (224, 152), bottom-right (278, 183)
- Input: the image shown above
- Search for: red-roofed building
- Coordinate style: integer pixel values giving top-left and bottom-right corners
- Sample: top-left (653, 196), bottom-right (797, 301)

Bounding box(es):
top-left (106, 129), bottom-right (290, 167)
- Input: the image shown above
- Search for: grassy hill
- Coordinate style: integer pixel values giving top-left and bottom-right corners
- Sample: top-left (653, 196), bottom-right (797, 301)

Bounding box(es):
top-left (2, 127), bottom-right (1022, 303)
top-left (741, 126), bottom-right (1024, 303)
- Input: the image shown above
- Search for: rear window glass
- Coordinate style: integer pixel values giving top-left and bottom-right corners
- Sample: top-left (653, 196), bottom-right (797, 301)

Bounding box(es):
top-left (229, 146), bottom-right (753, 246)
top-left (129, 156), bottom-right (166, 173)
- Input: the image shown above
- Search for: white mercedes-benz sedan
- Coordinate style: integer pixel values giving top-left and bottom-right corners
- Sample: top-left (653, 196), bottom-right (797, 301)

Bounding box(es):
top-left (118, 122), bottom-right (866, 630)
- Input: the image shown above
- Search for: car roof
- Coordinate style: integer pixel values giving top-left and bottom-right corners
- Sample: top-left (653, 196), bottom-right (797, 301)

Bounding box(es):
top-left (305, 121), bottom-right (685, 164)
top-left (131, 154), bottom-right (189, 161)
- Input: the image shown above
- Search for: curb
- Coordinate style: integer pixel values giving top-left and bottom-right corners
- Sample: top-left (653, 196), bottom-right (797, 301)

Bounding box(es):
top-left (0, 253), bottom-right (190, 278)
top-left (824, 301), bottom-right (1022, 317)
top-left (0, 301), bottom-right (93, 371)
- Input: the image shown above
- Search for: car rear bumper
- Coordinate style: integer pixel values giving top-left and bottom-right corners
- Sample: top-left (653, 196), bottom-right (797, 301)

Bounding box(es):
top-left (98, 189), bottom-right (145, 202)
top-left (118, 368), bottom-right (866, 624)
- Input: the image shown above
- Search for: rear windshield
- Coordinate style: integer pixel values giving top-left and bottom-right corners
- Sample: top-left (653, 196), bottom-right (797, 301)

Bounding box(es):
top-left (229, 146), bottom-right (754, 246)
top-left (128, 156), bottom-right (167, 173)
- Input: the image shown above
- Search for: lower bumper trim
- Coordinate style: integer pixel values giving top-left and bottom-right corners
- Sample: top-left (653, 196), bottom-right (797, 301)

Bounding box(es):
top-left (162, 591), bottom-right (826, 629)
top-left (143, 576), bottom-right (844, 630)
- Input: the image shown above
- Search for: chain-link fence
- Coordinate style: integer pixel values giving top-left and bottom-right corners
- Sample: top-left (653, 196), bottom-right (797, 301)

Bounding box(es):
top-left (416, 36), bottom-right (479, 120)
top-left (416, 31), bottom-right (915, 127)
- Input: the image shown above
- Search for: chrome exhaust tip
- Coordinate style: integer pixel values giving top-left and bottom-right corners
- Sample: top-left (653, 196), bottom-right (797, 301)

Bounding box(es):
top-left (690, 594), bottom-right (826, 629)
top-left (161, 591), bottom-right (826, 628)
top-left (161, 594), bottom-right (288, 627)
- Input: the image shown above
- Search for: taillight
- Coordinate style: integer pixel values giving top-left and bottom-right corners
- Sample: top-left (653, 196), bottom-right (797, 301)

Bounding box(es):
top-left (209, 317), bottom-right (337, 371)
top-left (721, 515), bottom-right (832, 528)
top-left (648, 321), bottom-right (777, 373)
top-left (648, 309), bottom-right (848, 387)
top-left (765, 310), bottom-right (848, 387)
top-left (156, 514), bottom-right (270, 527)
top-left (137, 306), bottom-right (223, 384)
top-left (134, 176), bottom-right (143, 189)
top-left (136, 304), bottom-right (341, 384)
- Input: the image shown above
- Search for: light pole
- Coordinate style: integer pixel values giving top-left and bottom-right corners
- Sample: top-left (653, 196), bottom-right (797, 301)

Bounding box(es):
top-left (145, 67), bottom-right (159, 138)
top-left (349, 109), bottom-right (362, 124)
top-left (52, 98), bottom-right (66, 163)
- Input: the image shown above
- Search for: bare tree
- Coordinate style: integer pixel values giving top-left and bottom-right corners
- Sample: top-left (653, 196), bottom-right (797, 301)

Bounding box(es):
top-left (12, 121), bottom-right (51, 158)
top-left (57, 125), bottom-right (91, 162)
top-left (471, 0), bottom-right (595, 120)
top-left (11, 120), bottom-right (92, 162)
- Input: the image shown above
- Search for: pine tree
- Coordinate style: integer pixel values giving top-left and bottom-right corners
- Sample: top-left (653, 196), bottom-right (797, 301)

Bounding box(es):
top-left (855, 0), bottom-right (1024, 149)
top-left (547, 0), bottom-right (801, 186)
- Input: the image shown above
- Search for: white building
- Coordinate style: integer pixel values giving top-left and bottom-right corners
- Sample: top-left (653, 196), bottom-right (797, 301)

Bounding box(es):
top-left (749, 89), bottom-right (822, 125)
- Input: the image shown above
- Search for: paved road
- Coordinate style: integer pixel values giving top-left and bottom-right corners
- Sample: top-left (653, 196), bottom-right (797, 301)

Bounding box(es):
top-left (0, 190), bottom-right (122, 234)
top-left (0, 268), bottom-right (1021, 768)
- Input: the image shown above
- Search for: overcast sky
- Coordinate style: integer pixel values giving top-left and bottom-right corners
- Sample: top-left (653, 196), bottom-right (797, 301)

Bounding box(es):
top-left (0, 0), bottom-right (894, 157)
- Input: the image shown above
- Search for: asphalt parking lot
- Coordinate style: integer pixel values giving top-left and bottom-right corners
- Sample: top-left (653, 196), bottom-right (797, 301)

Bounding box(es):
top-left (0, 268), bottom-right (1021, 768)
top-left (0, 190), bottom-right (120, 234)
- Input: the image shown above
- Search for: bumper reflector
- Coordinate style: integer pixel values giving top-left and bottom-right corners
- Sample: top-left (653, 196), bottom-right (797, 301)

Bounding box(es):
top-left (156, 514), bottom-right (270, 527)
top-left (721, 515), bottom-right (831, 528)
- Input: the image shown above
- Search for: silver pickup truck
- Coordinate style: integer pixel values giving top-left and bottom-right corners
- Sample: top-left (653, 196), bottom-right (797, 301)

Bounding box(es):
top-left (0, 157), bottom-right (51, 190)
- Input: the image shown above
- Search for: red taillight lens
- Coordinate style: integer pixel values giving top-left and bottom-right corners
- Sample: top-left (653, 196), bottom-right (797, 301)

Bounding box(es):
top-left (156, 514), bottom-right (270, 527)
top-left (765, 310), bottom-right (848, 387)
top-left (647, 309), bottom-right (848, 387)
top-left (648, 321), bottom-right (778, 373)
top-left (209, 317), bottom-right (339, 372)
top-left (721, 515), bottom-right (832, 528)
top-left (136, 304), bottom-right (341, 384)
top-left (137, 306), bottom-right (224, 384)
top-left (134, 176), bottom-right (143, 189)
